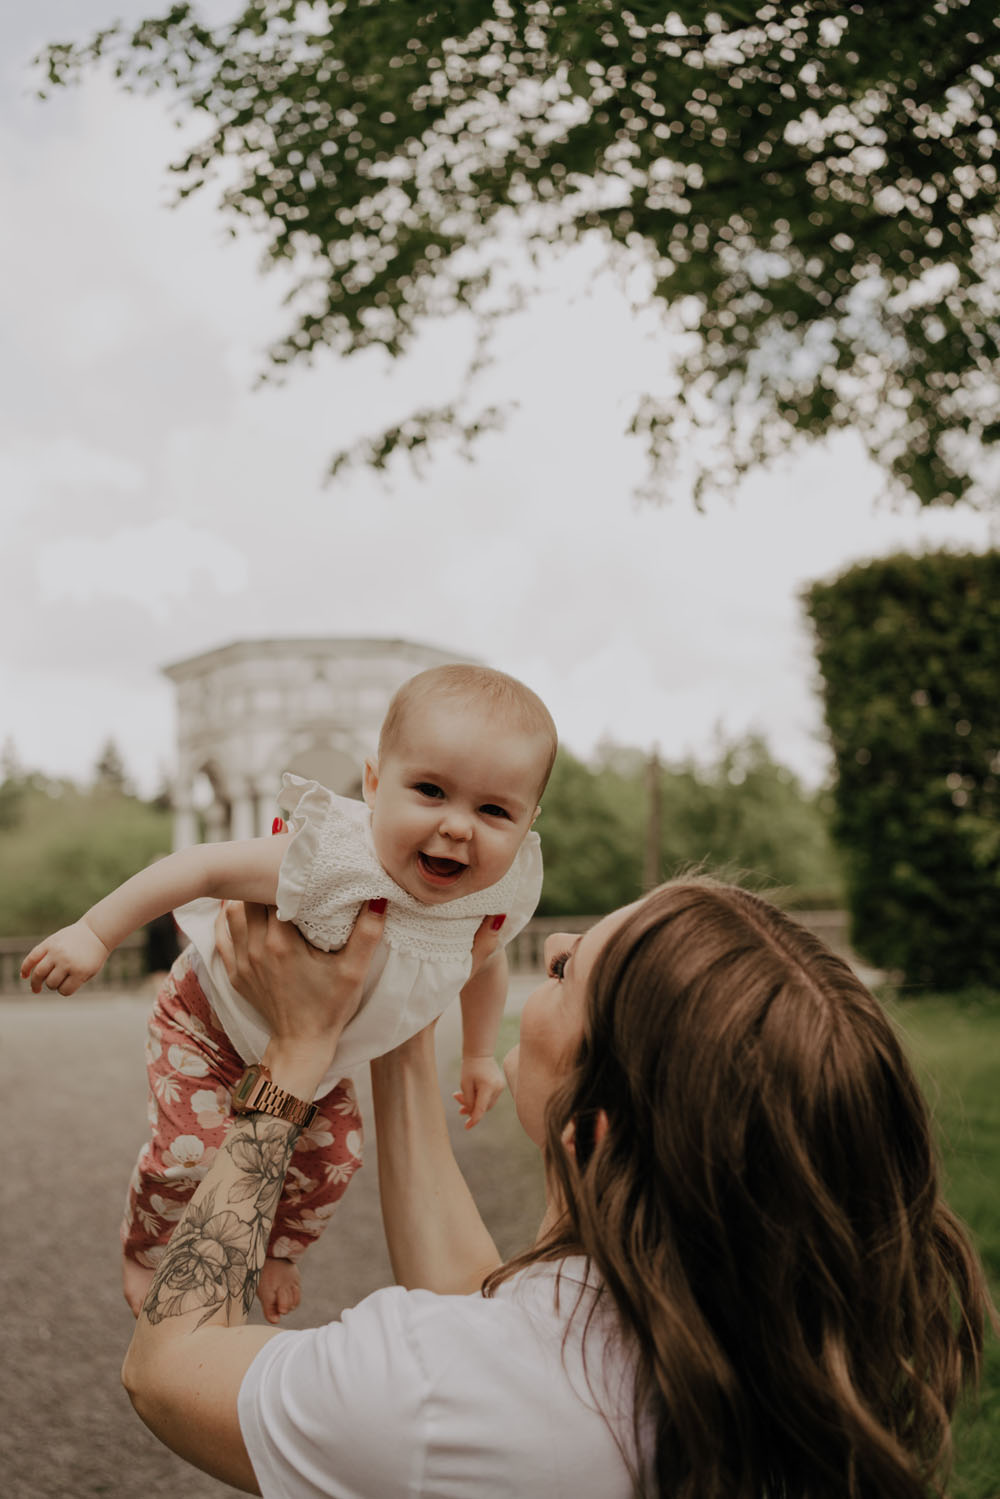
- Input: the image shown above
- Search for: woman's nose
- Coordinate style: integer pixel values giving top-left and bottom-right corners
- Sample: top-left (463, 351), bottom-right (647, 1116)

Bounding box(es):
top-left (543, 932), bottom-right (574, 966)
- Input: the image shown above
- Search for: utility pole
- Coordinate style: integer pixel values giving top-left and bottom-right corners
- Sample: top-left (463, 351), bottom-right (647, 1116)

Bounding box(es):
top-left (643, 744), bottom-right (662, 892)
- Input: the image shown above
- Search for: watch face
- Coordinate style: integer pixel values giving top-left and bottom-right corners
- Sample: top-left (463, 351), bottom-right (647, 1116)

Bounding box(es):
top-left (232, 1066), bottom-right (264, 1110)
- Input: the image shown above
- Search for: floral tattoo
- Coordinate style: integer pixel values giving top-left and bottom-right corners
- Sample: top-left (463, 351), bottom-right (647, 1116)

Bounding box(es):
top-left (143, 1116), bottom-right (299, 1326)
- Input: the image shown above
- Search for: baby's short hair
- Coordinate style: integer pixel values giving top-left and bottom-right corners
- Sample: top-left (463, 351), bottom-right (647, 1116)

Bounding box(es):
top-left (379, 664), bottom-right (558, 798)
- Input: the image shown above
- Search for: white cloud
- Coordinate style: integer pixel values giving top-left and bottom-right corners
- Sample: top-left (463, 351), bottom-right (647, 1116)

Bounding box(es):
top-left (37, 518), bottom-right (250, 619)
top-left (1, 437), bottom-right (143, 522)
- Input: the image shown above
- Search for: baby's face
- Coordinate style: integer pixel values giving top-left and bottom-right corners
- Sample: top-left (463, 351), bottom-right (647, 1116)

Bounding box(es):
top-left (364, 698), bottom-right (548, 904)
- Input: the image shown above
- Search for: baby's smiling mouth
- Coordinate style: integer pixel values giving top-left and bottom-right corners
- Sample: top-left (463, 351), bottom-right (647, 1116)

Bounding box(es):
top-left (418, 853), bottom-right (468, 882)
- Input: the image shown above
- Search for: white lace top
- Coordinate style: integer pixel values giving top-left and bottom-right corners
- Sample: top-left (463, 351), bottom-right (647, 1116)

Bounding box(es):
top-left (175, 775), bottom-right (543, 1097)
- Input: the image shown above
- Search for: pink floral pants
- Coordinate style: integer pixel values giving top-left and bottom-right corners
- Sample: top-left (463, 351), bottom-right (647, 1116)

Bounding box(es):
top-left (121, 947), bottom-right (363, 1269)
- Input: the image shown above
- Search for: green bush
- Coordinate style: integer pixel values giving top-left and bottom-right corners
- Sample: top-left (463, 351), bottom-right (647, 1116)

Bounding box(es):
top-left (804, 551), bottom-right (1000, 988)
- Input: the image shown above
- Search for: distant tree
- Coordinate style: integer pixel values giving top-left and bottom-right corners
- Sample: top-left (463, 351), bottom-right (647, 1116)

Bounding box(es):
top-left (42, 1), bottom-right (1000, 505)
top-left (0, 737), bottom-right (25, 831)
top-left (538, 734), bottom-right (841, 915)
top-left (535, 748), bottom-right (645, 915)
top-left (1, 736), bottom-right (23, 782)
top-left (93, 737), bottom-right (132, 796)
top-left (659, 734), bottom-right (843, 904)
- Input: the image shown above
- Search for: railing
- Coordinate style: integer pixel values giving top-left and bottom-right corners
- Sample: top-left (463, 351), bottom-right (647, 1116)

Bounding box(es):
top-left (505, 915), bottom-right (597, 974)
top-left (0, 933), bottom-right (147, 996)
top-left (0, 912), bottom-right (853, 994)
top-left (507, 910), bottom-right (852, 973)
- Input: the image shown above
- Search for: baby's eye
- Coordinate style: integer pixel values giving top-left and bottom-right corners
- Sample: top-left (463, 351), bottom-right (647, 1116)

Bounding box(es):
top-left (415, 782), bottom-right (444, 799)
top-left (548, 951), bottom-right (570, 980)
top-left (479, 803), bottom-right (511, 820)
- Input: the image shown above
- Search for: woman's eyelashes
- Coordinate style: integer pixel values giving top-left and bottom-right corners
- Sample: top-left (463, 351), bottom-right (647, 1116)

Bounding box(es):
top-left (548, 951), bottom-right (571, 980)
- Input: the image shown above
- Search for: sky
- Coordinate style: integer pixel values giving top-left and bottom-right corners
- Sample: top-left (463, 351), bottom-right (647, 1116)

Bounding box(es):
top-left (3, 2), bottom-right (996, 800)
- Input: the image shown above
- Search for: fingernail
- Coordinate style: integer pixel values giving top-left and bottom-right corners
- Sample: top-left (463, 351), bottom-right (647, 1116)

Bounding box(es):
top-left (369, 897), bottom-right (387, 914)
top-left (271, 817), bottom-right (286, 835)
top-left (491, 914), bottom-right (507, 931)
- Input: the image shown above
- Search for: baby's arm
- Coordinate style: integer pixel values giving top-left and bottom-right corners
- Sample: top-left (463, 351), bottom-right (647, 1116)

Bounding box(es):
top-left (454, 947), bottom-right (509, 1129)
top-left (21, 835), bottom-right (292, 995)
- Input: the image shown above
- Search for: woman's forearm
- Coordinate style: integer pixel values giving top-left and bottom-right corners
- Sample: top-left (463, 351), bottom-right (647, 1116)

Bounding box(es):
top-left (370, 1029), bottom-right (501, 1294)
top-left (121, 1110), bottom-right (298, 1489)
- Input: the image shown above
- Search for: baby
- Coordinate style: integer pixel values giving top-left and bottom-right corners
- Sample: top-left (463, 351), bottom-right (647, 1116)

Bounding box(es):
top-left (23, 665), bottom-right (556, 1322)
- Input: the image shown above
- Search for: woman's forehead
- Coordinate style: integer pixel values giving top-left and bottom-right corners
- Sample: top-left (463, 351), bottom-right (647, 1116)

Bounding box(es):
top-left (578, 901), bottom-right (643, 971)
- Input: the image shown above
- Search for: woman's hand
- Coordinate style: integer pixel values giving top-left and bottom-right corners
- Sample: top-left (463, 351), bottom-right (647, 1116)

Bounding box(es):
top-left (215, 898), bottom-right (386, 1098)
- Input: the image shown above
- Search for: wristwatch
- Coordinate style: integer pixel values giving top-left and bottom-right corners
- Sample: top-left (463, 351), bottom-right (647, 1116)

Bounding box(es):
top-left (231, 1063), bottom-right (318, 1129)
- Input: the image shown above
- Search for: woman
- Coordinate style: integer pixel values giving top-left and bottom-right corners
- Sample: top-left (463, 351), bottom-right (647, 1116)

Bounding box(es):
top-left (122, 881), bottom-right (993, 1497)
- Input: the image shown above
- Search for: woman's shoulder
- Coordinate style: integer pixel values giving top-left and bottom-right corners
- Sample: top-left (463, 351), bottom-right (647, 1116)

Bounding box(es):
top-left (242, 1268), bottom-right (633, 1498)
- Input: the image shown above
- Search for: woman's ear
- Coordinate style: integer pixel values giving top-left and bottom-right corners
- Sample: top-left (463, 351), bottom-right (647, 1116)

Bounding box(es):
top-left (362, 759), bottom-right (379, 809)
top-left (561, 1109), bottom-right (610, 1164)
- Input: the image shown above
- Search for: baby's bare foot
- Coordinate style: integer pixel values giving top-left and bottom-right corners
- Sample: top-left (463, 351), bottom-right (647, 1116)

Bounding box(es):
top-left (122, 1254), bottom-right (156, 1319)
top-left (258, 1256), bottom-right (301, 1324)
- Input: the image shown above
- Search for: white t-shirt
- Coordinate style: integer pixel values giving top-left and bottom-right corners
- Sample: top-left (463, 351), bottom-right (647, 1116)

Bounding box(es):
top-left (175, 777), bottom-right (543, 1095)
top-left (238, 1259), bottom-right (637, 1499)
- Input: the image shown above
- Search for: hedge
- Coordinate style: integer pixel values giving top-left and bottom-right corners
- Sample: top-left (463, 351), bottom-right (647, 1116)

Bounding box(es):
top-left (804, 551), bottom-right (1000, 989)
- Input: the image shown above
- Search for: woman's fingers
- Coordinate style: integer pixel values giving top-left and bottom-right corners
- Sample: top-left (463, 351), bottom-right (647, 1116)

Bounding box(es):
top-left (337, 899), bottom-right (388, 983)
top-left (214, 900), bottom-right (243, 981)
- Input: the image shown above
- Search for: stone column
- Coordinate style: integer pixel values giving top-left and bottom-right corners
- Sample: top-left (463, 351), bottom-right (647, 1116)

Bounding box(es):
top-left (257, 792), bottom-right (281, 837)
top-left (230, 790), bottom-right (257, 842)
top-left (203, 800), bottom-right (229, 843)
top-left (172, 796), bottom-right (200, 851)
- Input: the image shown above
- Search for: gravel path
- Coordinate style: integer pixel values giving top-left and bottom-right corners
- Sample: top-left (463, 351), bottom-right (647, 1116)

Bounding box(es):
top-left (0, 976), bottom-right (545, 1499)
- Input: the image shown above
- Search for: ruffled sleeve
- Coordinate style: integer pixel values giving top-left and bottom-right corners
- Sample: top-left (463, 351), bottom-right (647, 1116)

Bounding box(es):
top-left (274, 774), bottom-right (336, 925)
top-left (498, 830), bottom-right (543, 945)
top-left (273, 775), bottom-right (395, 952)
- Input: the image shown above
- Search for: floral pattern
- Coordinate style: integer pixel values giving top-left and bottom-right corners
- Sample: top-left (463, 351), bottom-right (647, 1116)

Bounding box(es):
top-left (121, 947), bottom-right (364, 1267)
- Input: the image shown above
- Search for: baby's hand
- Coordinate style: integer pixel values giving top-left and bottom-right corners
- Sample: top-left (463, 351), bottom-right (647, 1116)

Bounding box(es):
top-left (454, 1055), bottom-right (506, 1130)
top-left (20, 921), bottom-right (111, 996)
top-left (258, 1256), bottom-right (301, 1324)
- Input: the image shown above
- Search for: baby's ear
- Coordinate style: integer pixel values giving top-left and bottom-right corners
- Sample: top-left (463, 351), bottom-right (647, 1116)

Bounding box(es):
top-left (362, 759), bottom-right (379, 808)
top-left (530, 805), bottom-right (541, 825)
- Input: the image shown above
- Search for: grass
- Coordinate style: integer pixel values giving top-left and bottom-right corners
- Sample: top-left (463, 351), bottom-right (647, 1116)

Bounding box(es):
top-left (887, 990), bottom-right (1000, 1499)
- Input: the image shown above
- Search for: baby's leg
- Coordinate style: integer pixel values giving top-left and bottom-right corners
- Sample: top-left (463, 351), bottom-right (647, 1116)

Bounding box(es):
top-left (121, 950), bottom-right (242, 1316)
top-left (258, 1078), bottom-right (364, 1322)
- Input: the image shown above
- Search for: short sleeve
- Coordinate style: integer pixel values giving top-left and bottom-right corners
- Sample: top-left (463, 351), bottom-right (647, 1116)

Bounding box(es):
top-left (238, 1286), bottom-right (428, 1499)
top-left (274, 775), bottom-right (339, 926)
top-left (498, 831), bottom-right (543, 946)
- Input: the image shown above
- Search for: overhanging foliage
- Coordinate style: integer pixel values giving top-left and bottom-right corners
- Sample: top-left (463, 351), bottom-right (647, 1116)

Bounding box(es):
top-left (40, 1), bottom-right (1000, 503)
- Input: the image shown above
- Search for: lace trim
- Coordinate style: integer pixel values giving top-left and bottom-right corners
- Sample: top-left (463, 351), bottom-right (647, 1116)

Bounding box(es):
top-left (275, 777), bottom-right (540, 965)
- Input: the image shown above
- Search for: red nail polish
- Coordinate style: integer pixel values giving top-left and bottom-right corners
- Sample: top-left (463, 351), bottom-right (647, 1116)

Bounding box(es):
top-left (271, 817), bottom-right (286, 835)
top-left (369, 897), bottom-right (388, 914)
top-left (491, 914), bottom-right (507, 931)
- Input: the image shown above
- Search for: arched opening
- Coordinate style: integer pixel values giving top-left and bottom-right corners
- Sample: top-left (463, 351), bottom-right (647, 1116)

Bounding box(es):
top-left (192, 764), bottom-right (231, 841)
top-left (284, 744), bottom-right (363, 801)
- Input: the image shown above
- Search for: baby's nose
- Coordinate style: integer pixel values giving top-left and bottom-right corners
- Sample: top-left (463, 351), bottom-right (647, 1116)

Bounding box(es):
top-left (439, 807), bottom-right (474, 839)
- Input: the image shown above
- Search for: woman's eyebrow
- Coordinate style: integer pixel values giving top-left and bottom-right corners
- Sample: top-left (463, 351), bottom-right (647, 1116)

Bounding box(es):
top-left (564, 935), bottom-right (584, 976)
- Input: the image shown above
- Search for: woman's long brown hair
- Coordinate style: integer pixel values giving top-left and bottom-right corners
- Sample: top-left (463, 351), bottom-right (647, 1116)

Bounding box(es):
top-left (487, 880), bottom-right (993, 1498)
